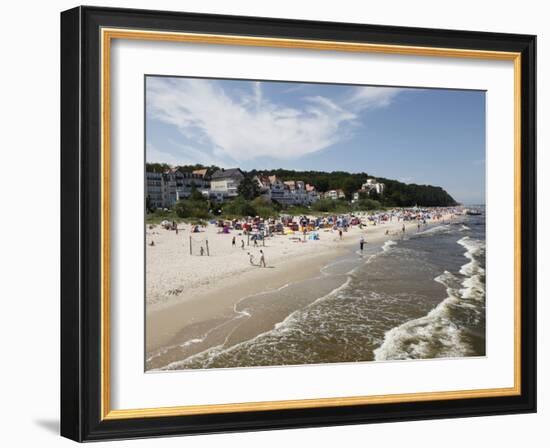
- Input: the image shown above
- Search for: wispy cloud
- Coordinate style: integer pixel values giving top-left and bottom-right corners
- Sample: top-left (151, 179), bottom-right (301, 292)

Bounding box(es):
top-left (146, 140), bottom-right (231, 167)
top-left (147, 78), bottom-right (402, 163)
top-left (345, 86), bottom-right (403, 112)
top-left (398, 176), bottom-right (414, 183)
top-left (146, 143), bottom-right (183, 165)
top-left (165, 139), bottom-right (234, 167)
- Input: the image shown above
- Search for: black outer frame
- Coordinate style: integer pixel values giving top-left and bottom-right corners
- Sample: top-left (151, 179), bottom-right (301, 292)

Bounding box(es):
top-left (60, 6), bottom-right (537, 442)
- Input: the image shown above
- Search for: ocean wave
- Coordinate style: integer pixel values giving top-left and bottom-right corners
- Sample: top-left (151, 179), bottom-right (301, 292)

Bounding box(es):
top-left (414, 224), bottom-right (451, 237)
top-left (457, 236), bottom-right (485, 256)
top-left (460, 275), bottom-right (485, 302)
top-left (180, 338), bottom-right (205, 348)
top-left (161, 276), bottom-right (354, 370)
top-left (457, 236), bottom-right (485, 277)
top-left (347, 239), bottom-right (397, 276)
top-left (373, 236), bottom-right (485, 361)
top-left (373, 271), bottom-right (468, 360)
top-left (320, 258), bottom-right (354, 275)
top-left (373, 297), bottom-right (468, 360)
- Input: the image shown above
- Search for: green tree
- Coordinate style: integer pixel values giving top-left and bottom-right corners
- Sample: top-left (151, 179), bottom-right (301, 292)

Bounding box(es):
top-left (145, 162), bottom-right (171, 173)
top-left (237, 176), bottom-right (261, 200)
top-left (173, 200), bottom-right (192, 218)
top-left (311, 198), bottom-right (349, 213)
top-left (145, 195), bottom-right (154, 213)
top-left (189, 185), bottom-right (206, 202)
top-left (355, 198), bottom-right (381, 211)
top-left (222, 197), bottom-right (257, 217)
top-left (209, 199), bottom-right (223, 216)
top-left (369, 191), bottom-right (381, 201)
top-left (252, 196), bottom-right (279, 218)
top-left (342, 177), bottom-right (362, 200)
top-left (173, 192), bottom-right (211, 219)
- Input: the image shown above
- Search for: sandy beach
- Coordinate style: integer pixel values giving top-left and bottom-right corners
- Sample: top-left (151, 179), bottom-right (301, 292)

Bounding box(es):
top-left (145, 213), bottom-right (457, 368)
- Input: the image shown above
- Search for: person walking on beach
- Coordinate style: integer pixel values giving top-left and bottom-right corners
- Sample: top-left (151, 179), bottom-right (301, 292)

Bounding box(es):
top-left (232, 235), bottom-right (236, 247)
top-left (241, 239), bottom-right (245, 250)
top-left (402, 224), bottom-right (406, 234)
top-left (259, 250), bottom-right (266, 268)
top-left (248, 252), bottom-right (255, 265)
top-left (339, 229), bottom-right (343, 240)
top-left (359, 236), bottom-right (365, 252)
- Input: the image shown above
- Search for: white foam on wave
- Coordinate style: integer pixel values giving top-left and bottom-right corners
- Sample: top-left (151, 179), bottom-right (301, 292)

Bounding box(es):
top-left (180, 338), bottom-right (204, 348)
top-left (346, 240), bottom-right (397, 277)
top-left (460, 274), bottom-right (485, 302)
top-left (457, 236), bottom-right (485, 277)
top-left (373, 236), bottom-right (486, 361)
top-left (320, 258), bottom-right (353, 275)
top-left (373, 271), bottom-right (469, 360)
top-left (415, 224), bottom-right (451, 236)
top-left (147, 335), bottom-right (209, 365)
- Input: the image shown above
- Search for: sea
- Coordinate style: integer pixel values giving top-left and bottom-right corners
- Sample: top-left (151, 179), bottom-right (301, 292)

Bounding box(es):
top-left (159, 211), bottom-right (486, 370)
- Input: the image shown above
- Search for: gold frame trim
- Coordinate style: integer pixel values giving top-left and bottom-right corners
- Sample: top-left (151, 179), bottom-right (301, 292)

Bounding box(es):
top-left (100, 28), bottom-right (522, 420)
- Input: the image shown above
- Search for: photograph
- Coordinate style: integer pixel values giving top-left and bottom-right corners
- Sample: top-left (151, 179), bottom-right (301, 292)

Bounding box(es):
top-left (144, 76), bottom-right (487, 371)
top-left (57, 5), bottom-right (537, 441)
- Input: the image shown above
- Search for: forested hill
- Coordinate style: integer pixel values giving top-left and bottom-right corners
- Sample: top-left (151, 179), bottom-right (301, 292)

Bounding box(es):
top-left (146, 163), bottom-right (458, 207)
top-left (248, 169), bottom-right (457, 207)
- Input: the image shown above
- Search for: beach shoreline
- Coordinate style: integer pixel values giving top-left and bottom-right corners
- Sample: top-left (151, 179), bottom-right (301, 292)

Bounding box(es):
top-left (145, 213), bottom-right (458, 368)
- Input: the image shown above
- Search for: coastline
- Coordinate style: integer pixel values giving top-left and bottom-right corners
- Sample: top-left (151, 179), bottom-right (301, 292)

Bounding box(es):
top-left (146, 244), bottom-right (349, 355)
top-left (145, 214), bottom-right (457, 369)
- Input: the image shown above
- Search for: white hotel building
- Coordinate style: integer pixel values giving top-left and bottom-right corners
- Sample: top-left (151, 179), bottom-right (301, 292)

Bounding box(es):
top-left (145, 168), bottom-right (209, 209)
top-left (352, 178), bottom-right (386, 202)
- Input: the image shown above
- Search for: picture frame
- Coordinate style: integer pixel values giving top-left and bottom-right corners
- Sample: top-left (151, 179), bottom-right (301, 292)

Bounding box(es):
top-left (60, 5), bottom-right (536, 442)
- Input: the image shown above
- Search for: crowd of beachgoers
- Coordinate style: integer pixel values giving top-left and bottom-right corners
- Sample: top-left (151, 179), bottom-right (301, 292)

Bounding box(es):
top-left (146, 206), bottom-right (463, 308)
top-left (155, 206), bottom-right (463, 244)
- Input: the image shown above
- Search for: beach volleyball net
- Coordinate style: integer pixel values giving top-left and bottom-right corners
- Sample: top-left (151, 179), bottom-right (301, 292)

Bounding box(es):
top-left (188, 235), bottom-right (210, 256)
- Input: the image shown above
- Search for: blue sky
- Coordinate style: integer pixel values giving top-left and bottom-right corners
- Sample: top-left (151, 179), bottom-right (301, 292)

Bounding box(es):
top-left (146, 76), bottom-right (485, 204)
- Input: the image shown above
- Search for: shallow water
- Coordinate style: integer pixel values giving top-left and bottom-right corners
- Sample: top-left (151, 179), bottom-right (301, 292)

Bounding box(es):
top-left (157, 213), bottom-right (486, 370)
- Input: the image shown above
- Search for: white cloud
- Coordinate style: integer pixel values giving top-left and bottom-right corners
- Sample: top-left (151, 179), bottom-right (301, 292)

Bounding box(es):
top-left (345, 86), bottom-right (403, 112)
top-left (147, 78), bottom-right (401, 163)
top-left (253, 81), bottom-right (262, 110)
top-left (398, 176), bottom-right (414, 183)
top-left (146, 143), bottom-right (183, 165)
top-left (146, 141), bottom-right (228, 167)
